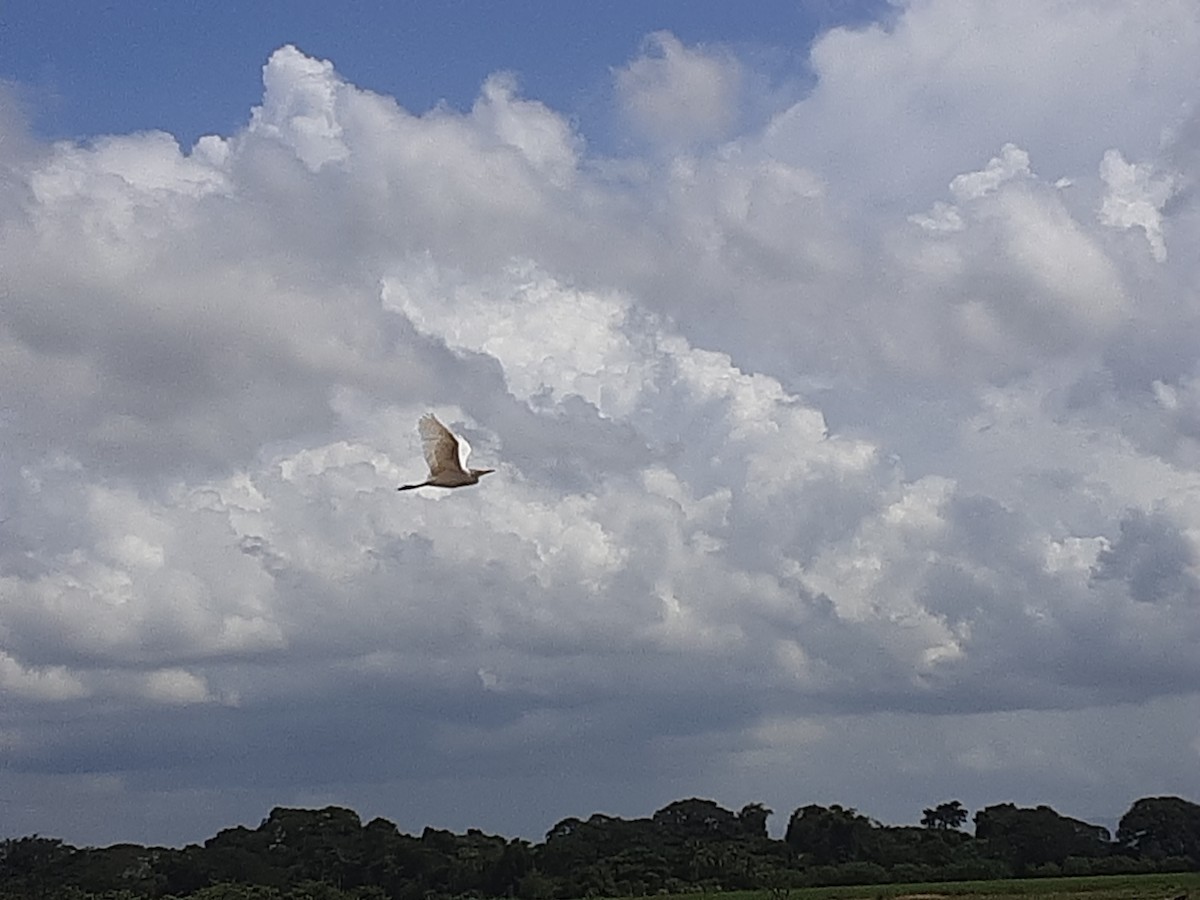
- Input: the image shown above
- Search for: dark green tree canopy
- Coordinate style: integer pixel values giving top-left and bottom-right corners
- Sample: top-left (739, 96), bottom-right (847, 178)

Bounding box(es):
top-left (784, 804), bottom-right (877, 865)
top-left (737, 802), bottom-right (774, 839)
top-left (4, 794), bottom-right (1200, 898)
top-left (922, 800), bottom-right (968, 830)
top-left (1117, 795), bottom-right (1200, 862)
top-left (652, 798), bottom-right (742, 840)
top-left (974, 803), bottom-right (1111, 873)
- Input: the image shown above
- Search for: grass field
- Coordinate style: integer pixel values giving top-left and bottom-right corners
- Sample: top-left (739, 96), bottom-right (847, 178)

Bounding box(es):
top-left (652, 873), bottom-right (1200, 900)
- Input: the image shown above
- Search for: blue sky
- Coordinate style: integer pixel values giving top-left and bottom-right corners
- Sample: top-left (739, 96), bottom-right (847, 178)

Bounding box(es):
top-left (3, 0), bottom-right (885, 147)
top-left (2, 1), bottom-right (1200, 850)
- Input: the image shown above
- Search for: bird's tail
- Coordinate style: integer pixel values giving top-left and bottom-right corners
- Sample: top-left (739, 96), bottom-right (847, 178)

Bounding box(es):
top-left (397, 483), bottom-right (426, 491)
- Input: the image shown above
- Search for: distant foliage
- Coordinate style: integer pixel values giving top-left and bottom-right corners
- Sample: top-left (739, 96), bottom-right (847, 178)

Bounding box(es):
top-left (2, 794), bottom-right (1198, 899)
top-left (1118, 796), bottom-right (1200, 864)
top-left (922, 800), bottom-right (969, 831)
top-left (973, 803), bottom-right (1113, 875)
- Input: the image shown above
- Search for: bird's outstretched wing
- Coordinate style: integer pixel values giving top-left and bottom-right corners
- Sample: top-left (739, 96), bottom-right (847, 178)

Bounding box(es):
top-left (419, 414), bottom-right (468, 477)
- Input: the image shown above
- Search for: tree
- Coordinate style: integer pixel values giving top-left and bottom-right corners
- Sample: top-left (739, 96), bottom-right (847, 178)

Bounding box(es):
top-left (261, 806), bottom-right (365, 887)
top-left (5, 793), bottom-right (1199, 897)
top-left (652, 798), bottom-right (741, 840)
top-left (203, 824), bottom-right (284, 887)
top-left (0, 836), bottom-right (74, 900)
top-left (784, 805), bottom-right (877, 865)
top-left (974, 804), bottom-right (1111, 873)
top-left (71, 842), bottom-right (169, 896)
top-left (1117, 796), bottom-right (1200, 863)
top-left (161, 843), bottom-right (214, 896)
top-left (921, 800), bottom-right (968, 831)
top-left (869, 824), bottom-right (970, 870)
top-left (738, 803), bottom-right (774, 840)
top-left (482, 839), bottom-right (533, 897)
top-left (539, 811), bottom-right (659, 896)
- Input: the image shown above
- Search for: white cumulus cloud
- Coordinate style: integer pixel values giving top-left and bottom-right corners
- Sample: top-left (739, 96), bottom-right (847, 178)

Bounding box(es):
top-left (3, 6), bottom-right (1200, 845)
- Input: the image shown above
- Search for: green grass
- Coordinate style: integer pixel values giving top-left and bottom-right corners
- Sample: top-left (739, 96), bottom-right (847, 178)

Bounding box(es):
top-left (646, 873), bottom-right (1200, 900)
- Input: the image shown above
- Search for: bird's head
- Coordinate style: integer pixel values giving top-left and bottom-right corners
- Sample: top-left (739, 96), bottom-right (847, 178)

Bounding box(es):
top-left (471, 468), bottom-right (495, 479)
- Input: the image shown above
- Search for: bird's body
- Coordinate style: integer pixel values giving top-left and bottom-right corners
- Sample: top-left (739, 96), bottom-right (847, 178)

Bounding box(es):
top-left (397, 414), bottom-right (494, 491)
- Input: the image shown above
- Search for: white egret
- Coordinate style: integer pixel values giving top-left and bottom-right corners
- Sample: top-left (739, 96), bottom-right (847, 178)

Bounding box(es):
top-left (397, 414), bottom-right (494, 491)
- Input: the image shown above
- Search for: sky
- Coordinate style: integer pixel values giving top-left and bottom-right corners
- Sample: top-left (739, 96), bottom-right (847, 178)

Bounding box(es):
top-left (2, 0), bottom-right (1200, 849)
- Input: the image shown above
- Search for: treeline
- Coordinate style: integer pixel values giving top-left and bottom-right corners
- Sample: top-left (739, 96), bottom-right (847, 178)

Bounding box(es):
top-left (2, 795), bottom-right (1199, 899)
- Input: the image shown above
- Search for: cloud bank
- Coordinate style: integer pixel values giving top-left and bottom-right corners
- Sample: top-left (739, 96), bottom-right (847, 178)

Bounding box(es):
top-left (2, 1), bottom-right (1200, 845)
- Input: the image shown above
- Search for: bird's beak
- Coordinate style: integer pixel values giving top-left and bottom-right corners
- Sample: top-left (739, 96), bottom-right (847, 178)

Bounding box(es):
top-left (479, 469), bottom-right (495, 476)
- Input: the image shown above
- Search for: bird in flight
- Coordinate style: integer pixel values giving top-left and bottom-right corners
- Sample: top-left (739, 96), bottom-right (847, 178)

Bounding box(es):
top-left (398, 414), bottom-right (495, 491)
